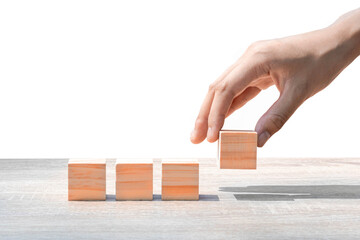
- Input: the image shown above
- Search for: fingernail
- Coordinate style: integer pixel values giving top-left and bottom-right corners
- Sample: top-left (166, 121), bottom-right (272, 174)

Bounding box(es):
top-left (258, 131), bottom-right (270, 147)
top-left (207, 127), bottom-right (213, 141)
top-left (190, 129), bottom-right (196, 140)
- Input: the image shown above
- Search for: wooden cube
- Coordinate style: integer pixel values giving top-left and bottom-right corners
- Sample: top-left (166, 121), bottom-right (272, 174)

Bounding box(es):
top-left (68, 159), bottom-right (106, 201)
top-left (218, 130), bottom-right (257, 169)
top-left (162, 160), bottom-right (199, 201)
top-left (116, 159), bottom-right (153, 201)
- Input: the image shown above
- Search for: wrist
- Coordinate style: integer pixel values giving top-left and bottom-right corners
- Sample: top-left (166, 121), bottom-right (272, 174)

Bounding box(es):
top-left (330, 8), bottom-right (360, 59)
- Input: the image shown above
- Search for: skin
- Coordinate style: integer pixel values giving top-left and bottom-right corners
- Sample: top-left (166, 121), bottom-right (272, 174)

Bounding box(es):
top-left (191, 8), bottom-right (360, 147)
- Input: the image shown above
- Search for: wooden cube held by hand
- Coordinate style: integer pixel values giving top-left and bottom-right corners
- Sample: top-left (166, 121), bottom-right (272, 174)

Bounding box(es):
top-left (162, 160), bottom-right (199, 201)
top-left (218, 130), bottom-right (257, 169)
top-left (68, 159), bottom-right (106, 201)
top-left (116, 159), bottom-right (153, 201)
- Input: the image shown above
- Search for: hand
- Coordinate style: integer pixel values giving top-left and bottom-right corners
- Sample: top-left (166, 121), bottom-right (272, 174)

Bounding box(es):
top-left (190, 9), bottom-right (360, 147)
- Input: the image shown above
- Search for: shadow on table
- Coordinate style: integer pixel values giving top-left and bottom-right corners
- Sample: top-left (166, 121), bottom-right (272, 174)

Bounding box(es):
top-left (106, 194), bottom-right (219, 201)
top-left (153, 194), bottom-right (219, 201)
top-left (219, 185), bottom-right (360, 201)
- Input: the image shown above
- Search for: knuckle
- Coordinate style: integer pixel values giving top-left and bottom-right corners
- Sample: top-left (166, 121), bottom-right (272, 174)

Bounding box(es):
top-left (268, 113), bottom-right (288, 132)
top-left (247, 41), bottom-right (263, 52)
top-left (217, 113), bottom-right (226, 122)
top-left (246, 40), bottom-right (275, 65)
top-left (215, 82), bottom-right (227, 92)
top-left (208, 82), bottom-right (216, 92)
top-left (214, 81), bottom-right (236, 96)
top-left (247, 41), bottom-right (266, 55)
top-left (213, 112), bottom-right (226, 121)
top-left (208, 115), bottom-right (225, 129)
top-left (195, 117), bottom-right (207, 127)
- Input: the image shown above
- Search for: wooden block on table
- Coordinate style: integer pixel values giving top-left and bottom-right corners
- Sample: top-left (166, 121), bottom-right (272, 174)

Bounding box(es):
top-left (218, 130), bottom-right (257, 169)
top-left (162, 159), bottom-right (199, 201)
top-left (116, 159), bottom-right (153, 201)
top-left (68, 159), bottom-right (106, 201)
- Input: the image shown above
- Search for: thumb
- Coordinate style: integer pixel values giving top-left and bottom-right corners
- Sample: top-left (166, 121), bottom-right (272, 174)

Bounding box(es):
top-left (255, 88), bottom-right (304, 147)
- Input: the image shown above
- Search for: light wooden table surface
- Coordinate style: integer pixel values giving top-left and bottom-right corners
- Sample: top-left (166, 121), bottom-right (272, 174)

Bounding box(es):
top-left (1, 158), bottom-right (360, 239)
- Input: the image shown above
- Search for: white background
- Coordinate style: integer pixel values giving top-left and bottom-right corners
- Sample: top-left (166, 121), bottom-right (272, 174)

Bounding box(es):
top-left (0, 0), bottom-right (359, 158)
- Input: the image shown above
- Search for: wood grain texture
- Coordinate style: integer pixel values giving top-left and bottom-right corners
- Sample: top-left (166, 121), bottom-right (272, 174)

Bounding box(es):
top-left (2, 158), bottom-right (360, 239)
top-left (68, 159), bottom-right (106, 201)
top-left (162, 160), bottom-right (199, 200)
top-left (116, 159), bottom-right (153, 200)
top-left (218, 130), bottom-right (257, 169)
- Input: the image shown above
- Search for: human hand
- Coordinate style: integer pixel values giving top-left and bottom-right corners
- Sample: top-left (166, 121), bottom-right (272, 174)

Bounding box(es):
top-left (190, 9), bottom-right (360, 147)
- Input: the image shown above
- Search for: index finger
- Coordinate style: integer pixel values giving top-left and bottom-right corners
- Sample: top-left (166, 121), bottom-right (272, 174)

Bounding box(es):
top-left (191, 64), bottom-right (238, 144)
top-left (206, 61), bottom-right (268, 142)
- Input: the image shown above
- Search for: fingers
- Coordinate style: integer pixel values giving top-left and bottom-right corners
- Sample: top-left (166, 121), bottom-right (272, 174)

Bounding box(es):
top-left (206, 88), bottom-right (236, 142)
top-left (255, 86), bottom-right (305, 147)
top-left (190, 91), bottom-right (215, 144)
top-left (191, 64), bottom-right (238, 144)
top-left (205, 60), bottom-right (269, 143)
top-left (226, 87), bottom-right (261, 118)
top-left (191, 49), bottom-right (270, 144)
